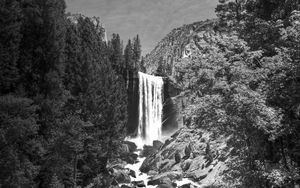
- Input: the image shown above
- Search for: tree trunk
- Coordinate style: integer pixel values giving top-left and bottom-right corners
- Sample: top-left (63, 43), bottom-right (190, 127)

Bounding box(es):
top-left (73, 153), bottom-right (78, 188)
top-left (280, 138), bottom-right (289, 170)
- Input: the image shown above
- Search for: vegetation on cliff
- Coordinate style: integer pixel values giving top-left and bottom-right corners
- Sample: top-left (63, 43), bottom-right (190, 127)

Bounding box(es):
top-left (144, 0), bottom-right (300, 187)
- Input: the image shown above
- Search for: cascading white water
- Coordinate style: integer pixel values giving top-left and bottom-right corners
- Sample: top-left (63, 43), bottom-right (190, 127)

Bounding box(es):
top-left (137, 72), bottom-right (164, 146)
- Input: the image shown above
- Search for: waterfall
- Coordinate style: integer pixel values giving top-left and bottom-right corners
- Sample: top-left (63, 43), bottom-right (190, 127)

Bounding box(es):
top-left (137, 72), bottom-right (164, 146)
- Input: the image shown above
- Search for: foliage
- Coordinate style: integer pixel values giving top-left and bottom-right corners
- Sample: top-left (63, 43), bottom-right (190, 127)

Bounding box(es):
top-left (0, 0), bottom-right (22, 93)
top-left (176, 2), bottom-right (300, 186)
top-left (0, 2), bottom-right (129, 187)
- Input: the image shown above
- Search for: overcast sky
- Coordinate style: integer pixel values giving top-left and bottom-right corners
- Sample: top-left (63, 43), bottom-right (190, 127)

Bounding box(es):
top-left (66, 0), bottom-right (218, 55)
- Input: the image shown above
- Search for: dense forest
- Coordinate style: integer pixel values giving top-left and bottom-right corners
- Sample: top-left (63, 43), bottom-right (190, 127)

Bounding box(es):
top-left (1, 0), bottom-right (300, 187)
top-left (0, 0), bottom-right (142, 187)
top-left (172, 0), bottom-right (300, 187)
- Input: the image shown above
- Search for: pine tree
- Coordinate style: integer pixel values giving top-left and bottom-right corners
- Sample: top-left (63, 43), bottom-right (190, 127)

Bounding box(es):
top-left (133, 34), bottom-right (142, 69)
top-left (0, 96), bottom-right (39, 187)
top-left (124, 39), bottom-right (134, 70)
top-left (0, 0), bottom-right (22, 94)
top-left (109, 33), bottom-right (124, 74)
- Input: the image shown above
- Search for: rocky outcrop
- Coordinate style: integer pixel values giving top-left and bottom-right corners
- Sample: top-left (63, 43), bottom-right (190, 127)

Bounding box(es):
top-left (140, 127), bottom-right (229, 186)
top-left (144, 19), bottom-right (218, 78)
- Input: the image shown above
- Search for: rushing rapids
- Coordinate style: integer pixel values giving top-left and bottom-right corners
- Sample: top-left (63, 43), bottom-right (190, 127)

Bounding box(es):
top-left (137, 72), bottom-right (164, 146)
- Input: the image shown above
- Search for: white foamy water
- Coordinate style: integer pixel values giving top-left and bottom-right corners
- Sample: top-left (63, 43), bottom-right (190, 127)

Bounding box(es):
top-left (137, 72), bottom-right (164, 146)
top-left (122, 151), bottom-right (156, 188)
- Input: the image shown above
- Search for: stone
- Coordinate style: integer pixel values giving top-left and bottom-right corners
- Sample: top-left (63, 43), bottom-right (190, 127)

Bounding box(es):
top-left (148, 170), bottom-right (158, 176)
top-left (153, 140), bottom-right (163, 150)
top-left (161, 139), bottom-right (171, 149)
top-left (121, 152), bottom-right (138, 164)
top-left (184, 143), bottom-right (192, 158)
top-left (111, 179), bottom-right (118, 186)
top-left (121, 185), bottom-right (135, 188)
top-left (175, 152), bottom-right (181, 164)
top-left (128, 169), bottom-right (136, 178)
top-left (113, 168), bottom-right (131, 184)
top-left (141, 145), bottom-right (156, 158)
top-left (123, 141), bottom-right (137, 153)
top-left (181, 159), bottom-right (192, 172)
top-left (157, 184), bottom-right (176, 188)
top-left (132, 180), bottom-right (145, 187)
top-left (179, 183), bottom-right (191, 188)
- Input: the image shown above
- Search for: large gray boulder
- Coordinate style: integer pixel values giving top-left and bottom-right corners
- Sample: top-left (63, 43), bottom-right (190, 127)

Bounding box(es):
top-left (140, 127), bottom-right (229, 186)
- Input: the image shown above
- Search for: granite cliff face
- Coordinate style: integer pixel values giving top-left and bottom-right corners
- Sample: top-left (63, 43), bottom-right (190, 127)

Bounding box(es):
top-left (144, 19), bottom-right (221, 134)
top-left (144, 19), bottom-right (218, 78)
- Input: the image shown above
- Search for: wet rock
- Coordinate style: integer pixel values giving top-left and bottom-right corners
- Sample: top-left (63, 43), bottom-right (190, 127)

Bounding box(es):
top-left (113, 168), bottom-right (131, 184)
top-left (121, 152), bottom-right (138, 164)
top-left (149, 172), bottom-right (182, 185)
top-left (127, 169), bottom-right (136, 178)
top-left (148, 170), bottom-right (158, 176)
top-left (161, 139), bottom-right (171, 149)
top-left (141, 145), bottom-right (156, 158)
top-left (148, 176), bottom-right (171, 186)
top-left (147, 178), bottom-right (161, 186)
top-left (179, 183), bottom-right (192, 188)
top-left (120, 143), bottom-right (130, 153)
top-left (121, 185), bottom-right (135, 188)
top-left (148, 176), bottom-right (177, 188)
top-left (175, 152), bottom-right (181, 163)
top-left (132, 180), bottom-right (145, 187)
top-left (140, 156), bottom-right (159, 173)
top-left (153, 140), bottom-right (163, 150)
top-left (184, 143), bottom-right (192, 158)
top-left (181, 159), bottom-right (192, 172)
top-left (111, 179), bottom-right (118, 186)
top-left (157, 183), bottom-right (176, 188)
top-left (123, 141), bottom-right (137, 153)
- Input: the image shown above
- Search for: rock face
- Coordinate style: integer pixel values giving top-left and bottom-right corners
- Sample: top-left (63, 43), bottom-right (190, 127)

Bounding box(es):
top-left (143, 20), bottom-right (220, 134)
top-left (144, 19), bottom-right (218, 77)
top-left (140, 127), bottom-right (228, 186)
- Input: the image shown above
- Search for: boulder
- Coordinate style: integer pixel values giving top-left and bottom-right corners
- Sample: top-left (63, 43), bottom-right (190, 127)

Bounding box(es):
top-left (181, 159), bottom-right (192, 172)
top-left (153, 140), bottom-right (163, 150)
top-left (148, 172), bottom-right (182, 185)
top-left (127, 169), bottom-right (136, 178)
top-left (113, 168), bottom-right (131, 184)
top-left (148, 177), bottom-right (171, 186)
top-left (120, 152), bottom-right (138, 164)
top-left (132, 180), bottom-right (145, 187)
top-left (175, 152), bottom-right (181, 164)
top-left (148, 176), bottom-right (177, 188)
top-left (148, 170), bottom-right (158, 176)
top-left (157, 183), bottom-right (176, 188)
top-left (141, 145), bottom-right (156, 158)
top-left (123, 141), bottom-right (137, 153)
top-left (121, 185), bottom-right (135, 188)
top-left (179, 184), bottom-right (192, 188)
top-left (111, 179), bottom-right (118, 186)
top-left (161, 139), bottom-right (171, 149)
top-left (184, 143), bottom-right (192, 158)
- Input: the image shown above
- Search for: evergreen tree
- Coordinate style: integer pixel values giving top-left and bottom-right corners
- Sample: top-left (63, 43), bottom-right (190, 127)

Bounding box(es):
top-left (124, 39), bottom-right (134, 70)
top-left (0, 96), bottom-right (40, 187)
top-left (64, 15), bottom-right (128, 187)
top-left (109, 33), bottom-right (124, 74)
top-left (133, 34), bottom-right (142, 68)
top-left (0, 0), bottom-right (22, 93)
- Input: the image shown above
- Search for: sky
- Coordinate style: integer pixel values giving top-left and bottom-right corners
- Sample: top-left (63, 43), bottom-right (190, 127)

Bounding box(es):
top-left (66, 0), bottom-right (219, 55)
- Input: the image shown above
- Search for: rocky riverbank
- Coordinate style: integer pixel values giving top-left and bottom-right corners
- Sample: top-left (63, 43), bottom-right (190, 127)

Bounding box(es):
top-left (105, 126), bottom-right (230, 188)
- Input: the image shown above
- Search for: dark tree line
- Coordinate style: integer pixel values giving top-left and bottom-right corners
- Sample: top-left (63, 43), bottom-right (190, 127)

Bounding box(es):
top-left (0, 0), bottom-right (143, 187)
